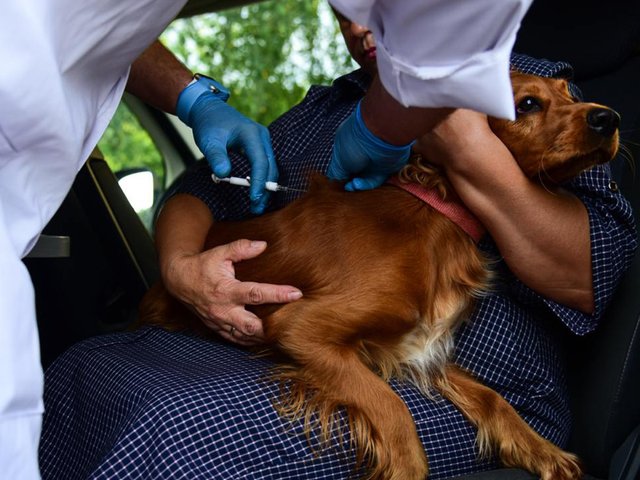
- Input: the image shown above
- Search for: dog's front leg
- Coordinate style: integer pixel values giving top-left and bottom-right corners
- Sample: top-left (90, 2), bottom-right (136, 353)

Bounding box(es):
top-left (266, 301), bottom-right (428, 480)
top-left (436, 364), bottom-right (582, 480)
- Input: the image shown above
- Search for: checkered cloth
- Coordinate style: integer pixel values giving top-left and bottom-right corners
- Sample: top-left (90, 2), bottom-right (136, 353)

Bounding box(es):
top-left (40, 56), bottom-right (637, 479)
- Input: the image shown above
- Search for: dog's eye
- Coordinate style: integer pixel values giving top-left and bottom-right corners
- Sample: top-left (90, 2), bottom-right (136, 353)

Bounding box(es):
top-left (516, 97), bottom-right (542, 115)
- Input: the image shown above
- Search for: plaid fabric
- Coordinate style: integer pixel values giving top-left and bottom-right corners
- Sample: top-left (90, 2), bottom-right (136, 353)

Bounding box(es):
top-left (39, 56), bottom-right (637, 479)
top-left (510, 52), bottom-right (583, 99)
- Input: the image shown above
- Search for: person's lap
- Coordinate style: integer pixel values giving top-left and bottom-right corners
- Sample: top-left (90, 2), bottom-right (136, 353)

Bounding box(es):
top-left (40, 326), bottom-right (498, 479)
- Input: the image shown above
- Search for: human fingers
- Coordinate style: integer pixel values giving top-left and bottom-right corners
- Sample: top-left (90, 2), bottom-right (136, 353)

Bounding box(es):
top-left (214, 312), bottom-right (265, 346)
top-left (218, 238), bottom-right (270, 263)
top-left (210, 281), bottom-right (301, 345)
top-left (201, 139), bottom-right (233, 178)
top-left (228, 280), bottom-right (303, 307)
top-left (212, 240), bottom-right (303, 305)
top-left (326, 144), bottom-right (351, 181)
top-left (244, 127), bottom-right (277, 214)
top-left (193, 284), bottom-right (266, 344)
top-left (205, 306), bottom-right (266, 345)
top-left (345, 173), bottom-right (389, 191)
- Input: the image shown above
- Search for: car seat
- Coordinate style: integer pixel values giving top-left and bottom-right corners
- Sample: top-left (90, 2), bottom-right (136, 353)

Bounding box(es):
top-left (24, 149), bottom-right (159, 368)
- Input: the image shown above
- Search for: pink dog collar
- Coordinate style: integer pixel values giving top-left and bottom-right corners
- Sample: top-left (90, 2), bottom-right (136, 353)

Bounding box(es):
top-left (387, 177), bottom-right (485, 243)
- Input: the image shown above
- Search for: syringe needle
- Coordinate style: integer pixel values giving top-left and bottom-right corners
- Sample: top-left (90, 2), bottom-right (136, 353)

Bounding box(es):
top-left (211, 174), bottom-right (306, 193)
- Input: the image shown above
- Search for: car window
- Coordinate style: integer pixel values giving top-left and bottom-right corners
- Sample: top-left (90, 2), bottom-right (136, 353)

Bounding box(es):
top-left (98, 101), bottom-right (164, 231)
top-left (163, 0), bottom-right (352, 126)
top-left (97, 0), bottom-right (353, 232)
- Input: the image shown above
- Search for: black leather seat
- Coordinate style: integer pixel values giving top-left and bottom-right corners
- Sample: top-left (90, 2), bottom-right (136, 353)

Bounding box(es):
top-left (563, 64), bottom-right (640, 480)
top-left (519, 3), bottom-right (640, 478)
top-left (25, 151), bottom-right (159, 368)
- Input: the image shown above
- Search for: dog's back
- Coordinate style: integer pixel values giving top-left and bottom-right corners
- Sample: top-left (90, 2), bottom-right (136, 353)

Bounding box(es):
top-left (207, 175), bottom-right (488, 341)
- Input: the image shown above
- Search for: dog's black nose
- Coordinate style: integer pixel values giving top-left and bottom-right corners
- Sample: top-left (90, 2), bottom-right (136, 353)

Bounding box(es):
top-left (587, 108), bottom-right (620, 137)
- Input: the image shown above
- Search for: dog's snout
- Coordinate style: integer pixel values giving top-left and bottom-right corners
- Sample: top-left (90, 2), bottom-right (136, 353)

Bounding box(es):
top-left (587, 108), bottom-right (620, 137)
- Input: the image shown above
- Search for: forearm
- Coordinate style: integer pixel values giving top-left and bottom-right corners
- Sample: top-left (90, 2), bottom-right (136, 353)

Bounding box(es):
top-left (443, 135), bottom-right (594, 313)
top-left (126, 40), bottom-right (193, 114)
top-left (155, 193), bottom-right (213, 282)
top-left (360, 76), bottom-right (452, 145)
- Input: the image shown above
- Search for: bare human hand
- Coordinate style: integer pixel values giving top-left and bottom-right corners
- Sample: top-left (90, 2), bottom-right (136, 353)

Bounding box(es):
top-left (163, 239), bottom-right (302, 346)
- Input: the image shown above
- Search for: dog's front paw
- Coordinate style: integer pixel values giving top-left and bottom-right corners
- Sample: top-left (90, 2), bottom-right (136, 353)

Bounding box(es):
top-left (373, 443), bottom-right (428, 480)
top-left (536, 449), bottom-right (582, 480)
top-left (499, 436), bottom-right (582, 480)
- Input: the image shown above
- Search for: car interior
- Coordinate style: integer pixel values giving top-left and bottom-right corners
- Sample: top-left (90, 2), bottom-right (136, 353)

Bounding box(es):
top-left (24, 0), bottom-right (640, 478)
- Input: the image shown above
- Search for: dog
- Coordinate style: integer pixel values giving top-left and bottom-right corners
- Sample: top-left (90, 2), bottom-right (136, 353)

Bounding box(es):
top-left (138, 71), bottom-right (620, 479)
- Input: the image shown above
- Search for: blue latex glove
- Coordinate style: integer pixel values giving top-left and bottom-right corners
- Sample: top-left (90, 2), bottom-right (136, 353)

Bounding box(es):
top-left (327, 100), bottom-right (413, 191)
top-left (177, 82), bottom-right (277, 215)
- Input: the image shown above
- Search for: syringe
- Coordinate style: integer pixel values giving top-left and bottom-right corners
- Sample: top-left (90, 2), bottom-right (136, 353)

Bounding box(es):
top-left (211, 174), bottom-right (305, 193)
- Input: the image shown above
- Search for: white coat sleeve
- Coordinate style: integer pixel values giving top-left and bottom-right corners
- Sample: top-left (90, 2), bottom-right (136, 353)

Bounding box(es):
top-left (329, 0), bottom-right (534, 120)
top-left (0, 200), bottom-right (43, 480)
top-left (0, 1), bottom-right (188, 478)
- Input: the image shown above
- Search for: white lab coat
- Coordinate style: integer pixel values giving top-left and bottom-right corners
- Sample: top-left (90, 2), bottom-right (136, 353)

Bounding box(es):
top-left (0, 1), bottom-right (187, 477)
top-left (329, 0), bottom-right (534, 120)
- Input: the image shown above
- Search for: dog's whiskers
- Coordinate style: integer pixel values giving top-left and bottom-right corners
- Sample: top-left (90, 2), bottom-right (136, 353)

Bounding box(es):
top-left (537, 149), bottom-right (558, 194)
top-left (616, 143), bottom-right (636, 178)
top-left (619, 126), bottom-right (640, 138)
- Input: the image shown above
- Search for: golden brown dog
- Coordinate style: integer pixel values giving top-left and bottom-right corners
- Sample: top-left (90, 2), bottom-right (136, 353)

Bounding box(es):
top-left (139, 71), bottom-right (620, 479)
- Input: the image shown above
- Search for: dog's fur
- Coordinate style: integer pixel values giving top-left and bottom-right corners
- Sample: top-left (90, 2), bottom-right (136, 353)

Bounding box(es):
top-left (139, 72), bottom-right (620, 479)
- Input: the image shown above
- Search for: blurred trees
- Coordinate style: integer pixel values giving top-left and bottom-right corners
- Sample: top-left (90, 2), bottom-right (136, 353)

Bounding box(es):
top-left (164, 0), bottom-right (352, 125)
top-left (98, 102), bottom-right (163, 174)
top-left (99, 0), bottom-right (353, 174)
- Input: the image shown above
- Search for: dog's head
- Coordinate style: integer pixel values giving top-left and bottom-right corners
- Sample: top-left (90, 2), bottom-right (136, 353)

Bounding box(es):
top-left (488, 71), bottom-right (620, 185)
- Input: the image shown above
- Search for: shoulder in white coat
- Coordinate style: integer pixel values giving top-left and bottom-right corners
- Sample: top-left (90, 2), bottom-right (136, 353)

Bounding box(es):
top-left (329, 0), bottom-right (533, 119)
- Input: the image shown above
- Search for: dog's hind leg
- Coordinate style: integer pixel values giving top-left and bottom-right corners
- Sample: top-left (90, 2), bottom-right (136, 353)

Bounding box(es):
top-left (281, 346), bottom-right (427, 480)
top-left (266, 304), bottom-right (428, 480)
top-left (436, 364), bottom-right (582, 480)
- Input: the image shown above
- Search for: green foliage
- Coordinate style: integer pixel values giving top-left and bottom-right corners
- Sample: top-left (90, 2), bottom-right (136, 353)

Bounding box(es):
top-left (101, 0), bottom-right (352, 174)
top-left (98, 0), bottom-right (354, 230)
top-left (162, 0), bottom-right (354, 125)
top-left (98, 102), bottom-right (163, 174)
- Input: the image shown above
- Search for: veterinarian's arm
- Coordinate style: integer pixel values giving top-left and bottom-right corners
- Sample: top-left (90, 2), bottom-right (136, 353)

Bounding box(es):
top-left (127, 41), bottom-right (276, 215)
top-left (155, 194), bottom-right (303, 345)
top-left (328, 78), bottom-right (452, 191)
top-left (418, 109), bottom-right (594, 314)
top-left (328, 0), bottom-right (533, 190)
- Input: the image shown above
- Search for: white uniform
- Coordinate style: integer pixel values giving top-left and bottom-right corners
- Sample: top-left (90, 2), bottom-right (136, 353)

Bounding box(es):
top-left (0, 1), bottom-right (187, 477)
top-left (329, 0), bottom-right (534, 120)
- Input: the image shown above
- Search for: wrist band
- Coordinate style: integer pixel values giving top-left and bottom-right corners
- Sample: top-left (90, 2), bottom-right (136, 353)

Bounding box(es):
top-left (176, 73), bottom-right (230, 124)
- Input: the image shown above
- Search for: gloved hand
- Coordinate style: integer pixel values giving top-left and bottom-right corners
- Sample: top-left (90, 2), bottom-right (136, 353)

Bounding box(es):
top-left (327, 100), bottom-right (413, 191)
top-left (177, 80), bottom-right (277, 214)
